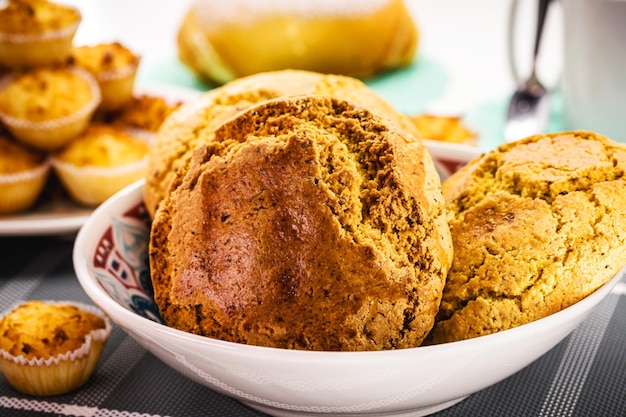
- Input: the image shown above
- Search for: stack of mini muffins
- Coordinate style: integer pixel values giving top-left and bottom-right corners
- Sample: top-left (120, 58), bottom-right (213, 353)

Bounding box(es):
top-left (0, 0), bottom-right (181, 213)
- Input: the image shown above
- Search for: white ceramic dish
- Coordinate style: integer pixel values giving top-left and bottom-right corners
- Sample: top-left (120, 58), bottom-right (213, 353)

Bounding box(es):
top-left (73, 179), bottom-right (624, 417)
top-left (0, 84), bottom-right (199, 237)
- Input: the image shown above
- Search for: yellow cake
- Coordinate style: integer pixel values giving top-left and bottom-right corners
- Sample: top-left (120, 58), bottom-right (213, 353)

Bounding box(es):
top-left (51, 124), bottom-right (150, 206)
top-left (71, 42), bottom-right (140, 110)
top-left (0, 300), bottom-right (111, 396)
top-left (0, 134), bottom-right (49, 214)
top-left (0, 0), bottom-right (81, 69)
top-left (0, 66), bottom-right (101, 150)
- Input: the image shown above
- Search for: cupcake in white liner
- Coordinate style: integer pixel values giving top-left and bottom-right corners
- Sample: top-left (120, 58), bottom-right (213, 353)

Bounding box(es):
top-left (51, 124), bottom-right (150, 206)
top-left (0, 134), bottom-right (50, 214)
top-left (0, 66), bottom-right (102, 151)
top-left (0, 0), bottom-right (81, 69)
top-left (71, 42), bottom-right (141, 111)
top-left (0, 300), bottom-right (112, 397)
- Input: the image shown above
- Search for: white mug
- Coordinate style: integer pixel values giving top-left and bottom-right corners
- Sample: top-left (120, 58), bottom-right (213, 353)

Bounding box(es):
top-left (510, 0), bottom-right (626, 142)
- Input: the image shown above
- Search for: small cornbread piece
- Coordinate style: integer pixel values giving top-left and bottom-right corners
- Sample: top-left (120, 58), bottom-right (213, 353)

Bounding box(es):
top-left (410, 114), bottom-right (476, 145)
top-left (0, 0), bottom-right (81, 69)
top-left (71, 42), bottom-right (140, 110)
top-left (150, 95), bottom-right (452, 351)
top-left (51, 124), bottom-right (149, 206)
top-left (108, 94), bottom-right (183, 133)
top-left (0, 134), bottom-right (49, 213)
top-left (0, 300), bottom-right (111, 396)
top-left (0, 67), bottom-right (101, 150)
top-left (426, 131), bottom-right (626, 345)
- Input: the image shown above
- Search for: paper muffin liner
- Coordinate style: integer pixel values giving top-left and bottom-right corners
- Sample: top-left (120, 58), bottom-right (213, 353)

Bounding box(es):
top-left (0, 300), bottom-right (112, 397)
top-left (0, 18), bottom-right (81, 68)
top-left (51, 156), bottom-right (148, 207)
top-left (96, 60), bottom-right (140, 111)
top-left (0, 159), bottom-right (50, 214)
top-left (0, 67), bottom-right (102, 151)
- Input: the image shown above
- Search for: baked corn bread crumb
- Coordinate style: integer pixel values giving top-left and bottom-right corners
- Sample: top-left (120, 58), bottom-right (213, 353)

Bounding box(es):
top-left (0, 0), bottom-right (80, 35)
top-left (410, 114), bottom-right (475, 144)
top-left (0, 300), bottom-right (105, 360)
top-left (0, 134), bottom-right (46, 173)
top-left (109, 94), bottom-right (182, 132)
top-left (53, 124), bottom-right (148, 167)
top-left (0, 67), bottom-right (96, 121)
top-left (150, 95), bottom-right (452, 351)
top-left (426, 131), bottom-right (626, 344)
top-left (71, 42), bottom-right (139, 77)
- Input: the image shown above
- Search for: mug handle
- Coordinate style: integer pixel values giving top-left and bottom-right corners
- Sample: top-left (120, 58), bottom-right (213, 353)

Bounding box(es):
top-left (507, 0), bottom-right (554, 84)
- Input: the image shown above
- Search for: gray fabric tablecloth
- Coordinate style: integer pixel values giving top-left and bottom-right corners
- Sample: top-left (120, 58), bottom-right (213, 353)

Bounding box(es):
top-left (1, 234), bottom-right (625, 417)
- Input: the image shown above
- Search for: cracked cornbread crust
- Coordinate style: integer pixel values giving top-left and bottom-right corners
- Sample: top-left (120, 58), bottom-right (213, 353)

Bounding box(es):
top-left (150, 95), bottom-right (451, 351)
top-left (144, 69), bottom-right (422, 219)
top-left (426, 131), bottom-right (626, 345)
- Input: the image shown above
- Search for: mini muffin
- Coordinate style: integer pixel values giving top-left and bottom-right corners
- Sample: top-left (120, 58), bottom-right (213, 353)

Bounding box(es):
top-left (0, 67), bottom-right (101, 150)
top-left (0, 0), bottom-right (81, 69)
top-left (0, 134), bottom-right (49, 214)
top-left (426, 131), bottom-right (626, 345)
top-left (106, 94), bottom-right (183, 133)
top-left (0, 300), bottom-right (111, 396)
top-left (410, 114), bottom-right (476, 145)
top-left (51, 124), bottom-right (150, 206)
top-left (71, 42), bottom-right (140, 111)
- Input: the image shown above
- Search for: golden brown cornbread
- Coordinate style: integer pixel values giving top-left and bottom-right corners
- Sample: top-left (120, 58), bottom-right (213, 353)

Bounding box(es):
top-left (144, 69), bottom-right (422, 218)
top-left (0, 67), bottom-right (96, 121)
top-left (149, 95), bottom-right (452, 351)
top-left (426, 131), bottom-right (626, 345)
top-left (71, 42), bottom-right (139, 77)
top-left (0, 0), bottom-right (80, 35)
top-left (0, 134), bottom-right (46, 173)
top-left (52, 124), bottom-right (149, 168)
top-left (108, 94), bottom-right (183, 132)
top-left (0, 300), bottom-right (105, 360)
top-left (0, 134), bottom-right (49, 213)
top-left (0, 0), bottom-right (81, 69)
top-left (0, 300), bottom-right (111, 396)
top-left (70, 42), bottom-right (139, 110)
top-left (51, 124), bottom-right (149, 206)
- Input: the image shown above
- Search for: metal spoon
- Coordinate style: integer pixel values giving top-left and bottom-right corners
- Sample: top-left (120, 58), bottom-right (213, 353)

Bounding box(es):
top-left (504, 0), bottom-right (552, 142)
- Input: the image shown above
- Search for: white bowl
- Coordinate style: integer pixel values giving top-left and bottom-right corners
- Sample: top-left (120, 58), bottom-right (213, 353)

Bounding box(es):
top-left (73, 179), bottom-right (623, 417)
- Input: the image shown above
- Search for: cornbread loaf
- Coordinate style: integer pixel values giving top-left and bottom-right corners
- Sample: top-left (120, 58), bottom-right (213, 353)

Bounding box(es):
top-left (426, 131), bottom-right (626, 345)
top-left (177, 0), bottom-right (418, 85)
top-left (149, 95), bottom-right (452, 351)
top-left (144, 69), bottom-right (422, 218)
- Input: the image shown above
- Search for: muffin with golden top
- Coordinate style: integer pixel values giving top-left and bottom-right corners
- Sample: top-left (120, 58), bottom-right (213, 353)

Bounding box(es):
top-left (71, 42), bottom-right (140, 111)
top-left (51, 124), bottom-right (150, 206)
top-left (0, 300), bottom-right (111, 396)
top-left (0, 66), bottom-right (101, 150)
top-left (0, 134), bottom-right (49, 214)
top-left (0, 0), bottom-right (81, 69)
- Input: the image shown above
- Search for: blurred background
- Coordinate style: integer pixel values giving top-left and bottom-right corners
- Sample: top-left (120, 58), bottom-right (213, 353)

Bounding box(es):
top-left (61, 0), bottom-right (565, 152)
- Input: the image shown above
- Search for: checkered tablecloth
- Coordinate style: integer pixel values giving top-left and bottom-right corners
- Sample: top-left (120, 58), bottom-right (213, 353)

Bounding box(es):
top-left (1, 234), bottom-right (625, 417)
